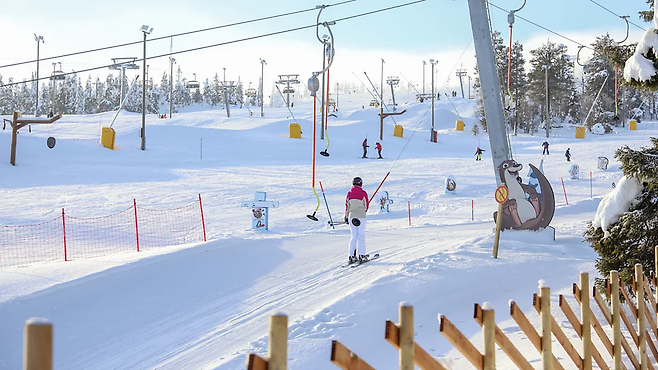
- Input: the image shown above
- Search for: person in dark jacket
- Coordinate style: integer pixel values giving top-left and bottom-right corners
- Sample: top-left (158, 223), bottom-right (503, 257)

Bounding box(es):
top-left (542, 141), bottom-right (550, 155)
top-left (475, 147), bottom-right (485, 161)
top-left (362, 139), bottom-right (369, 158)
top-left (565, 148), bottom-right (571, 162)
top-left (375, 142), bottom-right (383, 159)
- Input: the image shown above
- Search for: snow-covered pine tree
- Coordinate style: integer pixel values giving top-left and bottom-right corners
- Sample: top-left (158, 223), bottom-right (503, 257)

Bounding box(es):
top-left (192, 85), bottom-right (203, 104)
top-left (73, 77), bottom-right (85, 115)
top-left (148, 78), bottom-right (160, 114)
top-left (623, 0), bottom-right (658, 90)
top-left (83, 76), bottom-right (98, 114)
top-left (235, 78), bottom-right (244, 107)
top-left (584, 137), bottom-right (658, 284)
top-left (211, 75), bottom-right (222, 107)
top-left (159, 72), bottom-right (171, 111)
top-left (0, 76), bottom-right (15, 114)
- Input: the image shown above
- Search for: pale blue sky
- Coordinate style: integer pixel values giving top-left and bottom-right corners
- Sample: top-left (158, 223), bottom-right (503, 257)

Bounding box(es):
top-left (0, 0), bottom-right (651, 92)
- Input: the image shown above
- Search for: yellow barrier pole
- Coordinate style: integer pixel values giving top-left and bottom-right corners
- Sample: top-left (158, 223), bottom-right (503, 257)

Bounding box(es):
top-left (492, 183), bottom-right (507, 259)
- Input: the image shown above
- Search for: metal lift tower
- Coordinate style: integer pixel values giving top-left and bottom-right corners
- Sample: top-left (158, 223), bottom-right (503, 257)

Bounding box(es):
top-left (109, 57), bottom-right (139, 108)
top-left (386, 76), bottom-right (400, 110)
top-left (276, 74), bottom-right (301, 108)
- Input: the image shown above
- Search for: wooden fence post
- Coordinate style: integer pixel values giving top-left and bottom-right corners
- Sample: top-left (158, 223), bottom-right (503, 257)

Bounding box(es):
top-left (24, 318), bottom-right (53, 370)
top-left (247, 313), bottom-right (288, 370)
top-left (540, 286), bottom-right (553, 370)
top-left (400, 303), bottom-right (414, 370)
top-left (269, 313), bottom-right (288, 370)
top-left (636, 264), bottom-right (647, 370)
top-left (482, 305), bottom-right (495, 370)
top-left (580, 272), bottom-right (592, 370)
top-left (610, 271), bottom-right (622, 370)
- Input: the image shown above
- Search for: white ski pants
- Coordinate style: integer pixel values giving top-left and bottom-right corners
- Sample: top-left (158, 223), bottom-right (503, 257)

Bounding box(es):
top-left (349, 218), bottom-right (366, 256)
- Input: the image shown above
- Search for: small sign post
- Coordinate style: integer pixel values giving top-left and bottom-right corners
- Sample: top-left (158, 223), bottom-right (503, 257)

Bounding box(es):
top-left (241, 192), bottom-right (279, 230)
top-left (492, 184), bottom-right (508, 258)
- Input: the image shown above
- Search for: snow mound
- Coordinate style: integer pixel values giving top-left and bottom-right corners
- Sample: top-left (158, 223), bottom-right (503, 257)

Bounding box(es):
top-left (592, 175), bottom-right (643, 237)
top-left (592, 123), bottom-right (605, 135)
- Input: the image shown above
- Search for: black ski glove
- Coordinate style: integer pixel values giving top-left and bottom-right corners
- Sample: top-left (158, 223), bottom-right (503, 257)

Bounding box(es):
top-left (344, 217), bottom-right (349, 224)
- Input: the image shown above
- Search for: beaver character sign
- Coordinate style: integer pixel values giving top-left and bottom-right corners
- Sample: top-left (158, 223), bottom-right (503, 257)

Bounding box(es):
top-left (493, 160), bottom-right (555, 231)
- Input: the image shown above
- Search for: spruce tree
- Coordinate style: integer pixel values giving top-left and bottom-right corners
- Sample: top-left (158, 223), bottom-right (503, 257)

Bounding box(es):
top-left (585, 137), bottom-right (658, 284)
top-left (526, 41), bottom-right (576, 127)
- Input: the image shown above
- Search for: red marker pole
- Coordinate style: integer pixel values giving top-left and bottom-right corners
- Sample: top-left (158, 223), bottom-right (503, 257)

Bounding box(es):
top-left (408, 201), bottom-right (411, 226)
top-left (368, 171), bottom-right (390, 206)
top-left (561, 177), bottom-right (569, 205)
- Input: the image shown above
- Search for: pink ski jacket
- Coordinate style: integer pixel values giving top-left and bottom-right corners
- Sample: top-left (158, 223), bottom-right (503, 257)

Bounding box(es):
top-left (345, 186), bottom-right (369, 219)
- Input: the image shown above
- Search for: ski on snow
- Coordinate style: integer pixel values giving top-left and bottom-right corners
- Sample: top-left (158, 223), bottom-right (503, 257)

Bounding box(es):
top-left (341, 253), bottom-right (380, 268)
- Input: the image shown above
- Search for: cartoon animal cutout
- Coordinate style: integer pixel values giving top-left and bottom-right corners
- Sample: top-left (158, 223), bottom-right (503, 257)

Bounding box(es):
top-left (252, 207), bottom-right (265, 228)
top-left (493, 160), bottom-right (555, 231)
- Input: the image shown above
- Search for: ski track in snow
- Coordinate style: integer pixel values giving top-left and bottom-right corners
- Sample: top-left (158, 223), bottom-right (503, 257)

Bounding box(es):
top-left (0, 96), bottom-right (652, 369)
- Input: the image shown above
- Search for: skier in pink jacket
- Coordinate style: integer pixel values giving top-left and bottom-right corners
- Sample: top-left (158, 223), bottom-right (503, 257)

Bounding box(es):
top-left (345, 177), bottom-right (369, 264)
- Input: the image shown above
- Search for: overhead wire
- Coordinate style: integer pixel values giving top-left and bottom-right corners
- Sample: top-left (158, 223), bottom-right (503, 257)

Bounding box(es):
top-left (587, 0), bottom-right (646, 31)
top-left (488, 2), bottom-right (594, 50)
top-left (0, 0), bottom-right (357, 70)
top-left (2, 0), bottom-right (427, 88)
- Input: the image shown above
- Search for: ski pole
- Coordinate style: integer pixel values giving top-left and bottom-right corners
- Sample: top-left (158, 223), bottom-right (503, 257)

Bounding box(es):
top-left (319, 181), bottom-right (334, 229)
top-left (471, 199), bottom-right (474, 221)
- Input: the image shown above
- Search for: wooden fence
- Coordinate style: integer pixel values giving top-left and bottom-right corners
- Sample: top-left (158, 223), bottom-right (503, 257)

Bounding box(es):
top-left (246, 247), bottom-right (658, 369)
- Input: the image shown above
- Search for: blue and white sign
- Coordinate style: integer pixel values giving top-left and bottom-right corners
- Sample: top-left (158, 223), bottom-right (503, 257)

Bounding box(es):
top-left (379, 191), bottom-right (393, 212)
top-left (241, 192), bottom-right (279, 230)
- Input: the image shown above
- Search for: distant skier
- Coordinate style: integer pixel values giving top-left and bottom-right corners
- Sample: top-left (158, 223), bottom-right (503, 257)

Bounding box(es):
top-left (375, 142), bottom-right (383, 159)
top-left (362, 138), bottom-right (369, 158)
top-left (542, 141), bottom-right (550, 155)
top-left (475, 146), bottom-right (485, 161)
top-left (345, 177), bottom-right (369, 264)
top-left (565, 148), bottom-right (571, 162)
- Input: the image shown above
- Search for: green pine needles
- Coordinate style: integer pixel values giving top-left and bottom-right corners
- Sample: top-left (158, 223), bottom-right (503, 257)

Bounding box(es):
top-left (585, 137), bottom-right (658, 286)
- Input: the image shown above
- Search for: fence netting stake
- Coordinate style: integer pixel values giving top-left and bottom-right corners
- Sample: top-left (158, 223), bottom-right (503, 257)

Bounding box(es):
top-left (134, 199), bottom-right (140, 252)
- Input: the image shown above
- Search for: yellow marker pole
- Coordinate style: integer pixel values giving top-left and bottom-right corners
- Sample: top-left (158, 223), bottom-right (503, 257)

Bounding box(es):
top-left (492, 183), bottom-right (507, 259)
top-left (493, 203), bottom-right (503, 258)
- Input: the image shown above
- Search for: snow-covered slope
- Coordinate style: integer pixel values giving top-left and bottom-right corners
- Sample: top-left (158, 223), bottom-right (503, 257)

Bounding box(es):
top-left (0, 95), bottom-right (651, 369)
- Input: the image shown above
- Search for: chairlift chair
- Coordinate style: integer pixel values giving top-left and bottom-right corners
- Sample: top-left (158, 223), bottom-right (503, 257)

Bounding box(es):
top-left (186, 73), bottom-right (200, 89)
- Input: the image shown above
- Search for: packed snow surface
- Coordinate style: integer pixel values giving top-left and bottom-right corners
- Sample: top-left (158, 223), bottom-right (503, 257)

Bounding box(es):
top-left (0, 93), bottom-right (654, 369)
